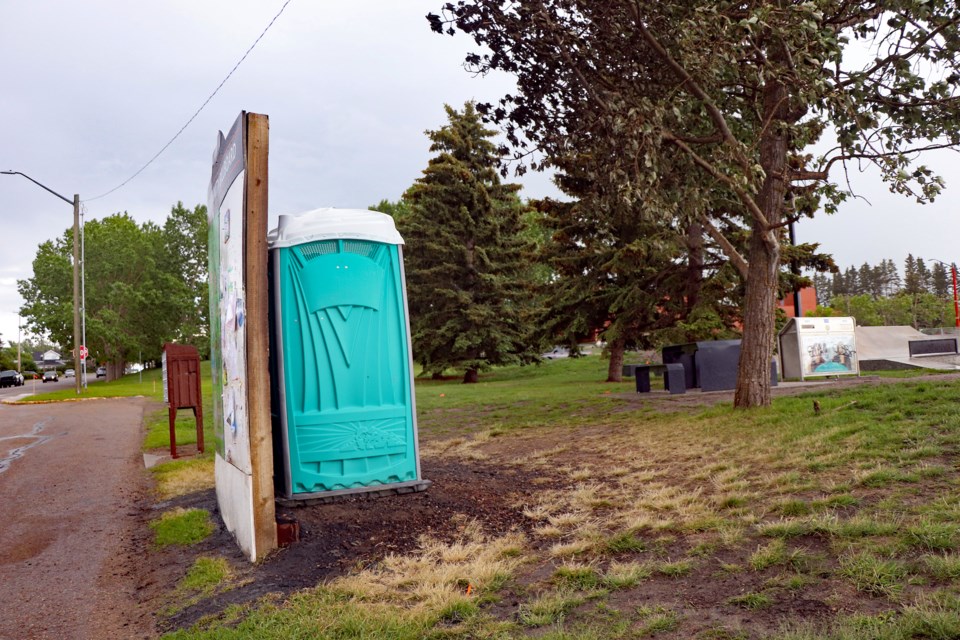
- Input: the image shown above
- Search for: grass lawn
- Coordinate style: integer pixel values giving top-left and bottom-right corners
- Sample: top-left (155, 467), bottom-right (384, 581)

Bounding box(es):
top-left (157, 356), bottom-right (960, 639)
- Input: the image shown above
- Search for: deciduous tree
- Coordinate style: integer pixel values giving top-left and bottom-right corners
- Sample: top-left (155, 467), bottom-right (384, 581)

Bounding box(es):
top-left (162, 202), bottom-right (210, 357)
top-left (431, 0), bottom-right (960, 407)
top-left (19, 211), bottom-right (201, 378)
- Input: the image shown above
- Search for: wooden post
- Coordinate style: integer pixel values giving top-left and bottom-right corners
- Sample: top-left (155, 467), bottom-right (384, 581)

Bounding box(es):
top-left (168, 406), bottom-right (179, 458)
top-left (73, 194), bottom-right (82, 396)
top-left (244, 112), bottom-right (277, 558)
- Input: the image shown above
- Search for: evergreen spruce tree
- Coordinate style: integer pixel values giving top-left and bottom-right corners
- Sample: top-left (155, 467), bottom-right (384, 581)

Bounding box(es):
top-left (401, 103), bottom-right (536, 383)
top-left (904, 254), bottom-right (921, 295)
top-left (880, 259), bottom-right (902, 297)
top-left (931, 261), bottom-right (950, 299)
top-left (831, 272), bottom-right (846, 299)
top-left (857, 263), bottom-right (876, 297)
top-left (843, 267), bottom-right (860, 296)
top-left (915, 258), bottom-right (931, 294)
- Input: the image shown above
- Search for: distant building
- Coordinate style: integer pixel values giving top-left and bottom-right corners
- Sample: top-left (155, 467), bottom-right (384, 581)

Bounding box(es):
top-left (32, 350), bottom-right (64, 370)
top-left (778, 287), bottom-right (818, 318)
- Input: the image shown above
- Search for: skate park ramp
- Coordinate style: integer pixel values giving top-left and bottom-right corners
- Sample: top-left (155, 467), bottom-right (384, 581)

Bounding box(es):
top-left (856, 326), bottom-right (960, 371)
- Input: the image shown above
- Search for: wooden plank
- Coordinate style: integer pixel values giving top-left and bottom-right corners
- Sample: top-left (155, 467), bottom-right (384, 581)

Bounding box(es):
top-left (243, 112), bottom-right (277, 559)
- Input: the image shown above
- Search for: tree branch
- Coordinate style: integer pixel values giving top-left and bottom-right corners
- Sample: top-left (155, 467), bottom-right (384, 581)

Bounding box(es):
top-left (629, 2), bottom-right (752, 175)
top-left (815, 141), bottom-right (960, 177)
top-left (836, 16), bottom-right (959, 89)
top-left (664, 133), bottom-right (772, 231)
top-left (700, 215), bottom-right (749, 279)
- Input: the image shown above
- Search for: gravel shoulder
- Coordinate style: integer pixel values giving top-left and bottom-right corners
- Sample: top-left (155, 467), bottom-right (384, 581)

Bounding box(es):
top-left (0, 398), bottom-right (156, 640)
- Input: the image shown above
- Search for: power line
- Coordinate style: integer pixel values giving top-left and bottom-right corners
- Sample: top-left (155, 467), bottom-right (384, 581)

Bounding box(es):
top-left (84, 0), bottom-right (294, 203)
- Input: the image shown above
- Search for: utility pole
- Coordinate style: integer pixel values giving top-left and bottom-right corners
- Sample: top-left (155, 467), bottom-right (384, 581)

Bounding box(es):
top-left (73, 194), bottom-right (81, 395)
top-left (1, 171), bottom-right (83, 395)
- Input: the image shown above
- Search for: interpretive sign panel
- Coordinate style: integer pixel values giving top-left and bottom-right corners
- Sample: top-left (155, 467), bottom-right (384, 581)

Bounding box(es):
top-left (208, 111), bottom-right (276, 562)
top-left (778, 316), bottom-right (859, 380)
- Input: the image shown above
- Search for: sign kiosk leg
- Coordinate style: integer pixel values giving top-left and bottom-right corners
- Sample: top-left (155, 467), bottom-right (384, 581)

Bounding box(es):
top-left (194, 406), bottom-right (204, 454)
top-left (168, 406), bottom-right (179, 459)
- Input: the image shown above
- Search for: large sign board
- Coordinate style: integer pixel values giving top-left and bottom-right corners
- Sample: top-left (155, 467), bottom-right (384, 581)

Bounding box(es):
top-left (208, 112), bottom-right (276, 561)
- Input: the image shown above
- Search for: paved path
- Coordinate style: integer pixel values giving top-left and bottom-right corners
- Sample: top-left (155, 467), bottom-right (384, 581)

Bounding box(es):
top-left (0, 398), bottom-right (154, 639)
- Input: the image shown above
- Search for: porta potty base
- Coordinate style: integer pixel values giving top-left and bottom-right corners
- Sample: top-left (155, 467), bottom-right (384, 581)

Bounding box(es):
top-left (277, 479), bottom-right (432, 507)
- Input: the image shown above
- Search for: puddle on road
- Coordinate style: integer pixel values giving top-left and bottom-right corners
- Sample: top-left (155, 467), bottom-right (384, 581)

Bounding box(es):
top-left (0, 418), bottom-right (53, 474)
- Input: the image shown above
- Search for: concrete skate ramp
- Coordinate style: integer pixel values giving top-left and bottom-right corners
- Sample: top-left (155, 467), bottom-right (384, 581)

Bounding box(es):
top-left (855, 326), bottom-right (925, 360)
top-left (856, 326), bottom-right (960, 370)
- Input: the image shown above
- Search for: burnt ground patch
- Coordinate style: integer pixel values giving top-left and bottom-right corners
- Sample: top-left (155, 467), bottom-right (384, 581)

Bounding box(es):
top-left (146, 457), bottom-right (562, 632)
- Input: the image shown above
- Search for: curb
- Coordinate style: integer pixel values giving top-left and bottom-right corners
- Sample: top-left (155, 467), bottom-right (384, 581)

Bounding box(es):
top-left (2, 395), bottom-right (147, 406)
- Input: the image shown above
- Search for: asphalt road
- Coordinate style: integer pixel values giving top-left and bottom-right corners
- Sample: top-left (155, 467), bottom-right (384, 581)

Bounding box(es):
top-left (0, 393), bottom-right (154, 638)
top-left (0, 373), bottom-right (107, 401)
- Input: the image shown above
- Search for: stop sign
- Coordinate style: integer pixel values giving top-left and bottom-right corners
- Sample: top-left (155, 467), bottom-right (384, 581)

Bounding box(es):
top-left (79, 345), bottom-right (88, 359)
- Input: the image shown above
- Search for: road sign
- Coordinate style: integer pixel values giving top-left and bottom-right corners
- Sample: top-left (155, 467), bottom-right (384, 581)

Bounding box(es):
top-left (79, 345), bottom-right (88, 359)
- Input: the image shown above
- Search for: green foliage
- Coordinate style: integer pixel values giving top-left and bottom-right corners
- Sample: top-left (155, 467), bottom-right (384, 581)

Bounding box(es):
top-left (400, 102), bottom-right (538, 382)
top-left (749, 540), bottom-right (788, 571)
top-left (162, 202), bottom-right (210, 358)
top-left (18, 205), bottom-right (209, 370)
top-left (903, 522), bottom-right (957, 552)
top-left (922, 554), bottom-right (960, 581)
top-left (369, 198), bottom-right (411, 224)
top-left (839, 553), bottom-right (907, 599)
top-left (530, 195), bottom-right (741, 378)
top-left (180, 557), bottom-right (231, 593)
top-left (553, 565), bottom-right (602, 591)
top-left (519, 590), bottom-right (584, 627)
top-left (433, 0), bottom-right (960, 407)
top-left (727, 592), bottom-right (772, 610)
top-left (656, 559), bottom-right (694, 577)
top-left (828, 293), bottom-right (955, 330)
top-left (150, 508), bottom-right (214, 547)
top-left (161, 363), bottom-right (960, 638)
top-left (635, 605), bottom-right (681, 634)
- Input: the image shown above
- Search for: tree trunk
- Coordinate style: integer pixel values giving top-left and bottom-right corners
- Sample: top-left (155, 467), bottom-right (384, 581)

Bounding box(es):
top-left (734, 73), bottom-right (789, 409)
top-left (685, 222), bottom-right (704, 316)
top-left (110, 360), bottom-right (126, 381)
top-left (463, 368), bottom-right (479, 384)
top-left (734, 224), bottom-right (780, 408)
top-left (606, 337), bottom-right (625, 382)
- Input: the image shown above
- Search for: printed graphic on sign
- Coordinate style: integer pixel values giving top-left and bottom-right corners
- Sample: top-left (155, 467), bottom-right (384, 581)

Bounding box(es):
top-left (207, 116), bottom-right (251, 475)
top-left (800, 334), bottom-right (858, 376)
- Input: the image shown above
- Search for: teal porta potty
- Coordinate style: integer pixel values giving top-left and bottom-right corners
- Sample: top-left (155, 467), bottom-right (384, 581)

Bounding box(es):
top-left (268, 208), bottom-right (428, 500)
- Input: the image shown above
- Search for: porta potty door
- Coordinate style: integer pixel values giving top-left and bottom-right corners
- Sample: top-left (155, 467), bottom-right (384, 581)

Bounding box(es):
top-left (273, 231), bottom-right (419, 497)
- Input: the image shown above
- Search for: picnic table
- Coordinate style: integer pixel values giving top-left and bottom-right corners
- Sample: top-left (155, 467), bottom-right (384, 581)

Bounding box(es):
top-left (622, 363), bottom-right (686, 394)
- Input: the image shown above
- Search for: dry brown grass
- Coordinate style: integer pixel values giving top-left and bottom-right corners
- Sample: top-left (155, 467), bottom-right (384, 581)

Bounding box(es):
top-left (333, 521), bottom-right (524, 611)
top-left (152, 458), bottom-right (215, 499)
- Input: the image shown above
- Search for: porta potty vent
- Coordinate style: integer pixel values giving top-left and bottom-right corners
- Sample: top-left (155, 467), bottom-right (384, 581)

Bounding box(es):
top-left (268, 208), bottom-right (428, 501)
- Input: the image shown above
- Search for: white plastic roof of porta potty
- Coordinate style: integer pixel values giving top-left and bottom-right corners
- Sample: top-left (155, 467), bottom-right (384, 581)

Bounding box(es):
top-left (267, 208), bottom-right (404, 248)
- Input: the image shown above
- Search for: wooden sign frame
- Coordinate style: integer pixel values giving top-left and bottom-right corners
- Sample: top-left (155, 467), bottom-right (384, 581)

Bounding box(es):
top-left (208, 111), bottom-right (277, 561)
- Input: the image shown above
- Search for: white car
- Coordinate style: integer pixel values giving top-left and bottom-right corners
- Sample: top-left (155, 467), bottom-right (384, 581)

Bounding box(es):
top-left (541, 347), bottom-right (570, 359)
top-left (64, 369), bottom-right (76, 378)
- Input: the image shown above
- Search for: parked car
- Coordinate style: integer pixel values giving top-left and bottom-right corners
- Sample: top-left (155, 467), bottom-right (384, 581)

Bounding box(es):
top-left (64, 368), bottom-right (76, 378)
top-left (540, 347), bottom-right (571, 359)
top-left (96, 366), bottom-right (107, 378)
top-left (42, 370), bottom-right (58, 383)
top-left (0, 370), bottom-right (24, 387)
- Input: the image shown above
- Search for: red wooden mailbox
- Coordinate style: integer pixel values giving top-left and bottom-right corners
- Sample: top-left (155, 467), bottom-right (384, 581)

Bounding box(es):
top-left (162, 343), bottom-right (204, 458)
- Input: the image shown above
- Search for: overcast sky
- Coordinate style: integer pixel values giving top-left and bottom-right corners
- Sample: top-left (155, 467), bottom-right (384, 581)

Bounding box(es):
top-left (1, 1), bottom-right (958, 348)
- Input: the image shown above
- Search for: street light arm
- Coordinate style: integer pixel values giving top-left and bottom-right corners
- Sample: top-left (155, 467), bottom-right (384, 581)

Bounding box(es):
top-left (1, 170), bottom-right (73, 205)
top-left (2, 169), bottom-right (83, 394)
